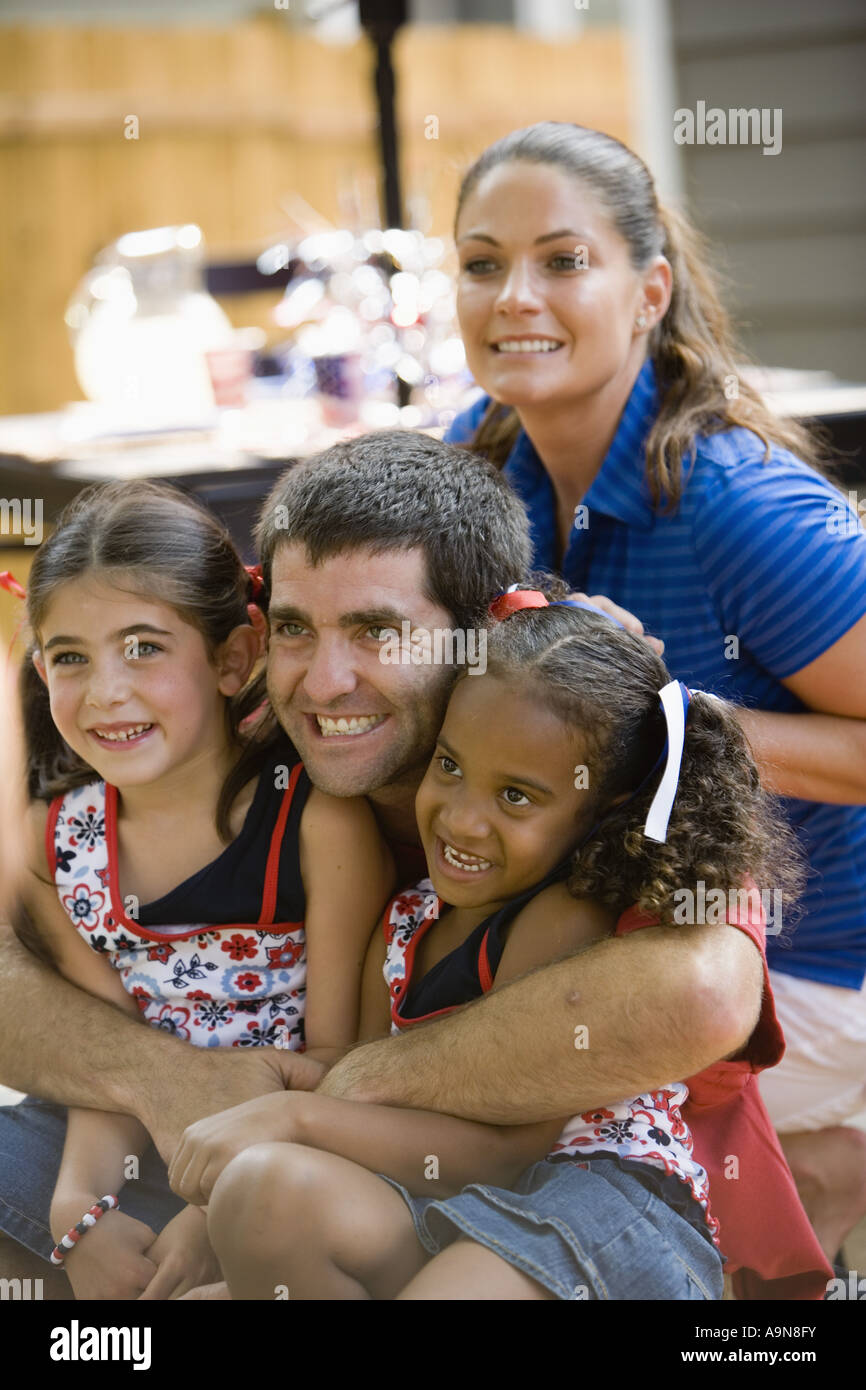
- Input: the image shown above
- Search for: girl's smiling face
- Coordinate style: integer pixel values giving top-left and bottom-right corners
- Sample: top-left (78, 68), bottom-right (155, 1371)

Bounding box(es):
top-left (415, 672), bottom-right (592, 911)
top-left (455, 160), bottom-right (658, 410)
top-left (34, 574), bottom-right (237, 792)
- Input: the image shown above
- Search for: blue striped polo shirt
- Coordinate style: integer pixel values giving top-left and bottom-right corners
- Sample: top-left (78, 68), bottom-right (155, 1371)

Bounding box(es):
top-left (446, 360), bottom-right (866, 988)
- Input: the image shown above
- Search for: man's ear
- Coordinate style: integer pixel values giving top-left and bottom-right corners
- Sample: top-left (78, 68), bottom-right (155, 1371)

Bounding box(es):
top-left (31, 648), bottom-right (48, 686)
top-left (216, 624), bottom-right (262, 697)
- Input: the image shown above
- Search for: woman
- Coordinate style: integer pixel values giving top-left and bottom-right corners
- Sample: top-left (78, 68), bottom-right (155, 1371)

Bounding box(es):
top-left (445, 121), bottom-right (866, 1260)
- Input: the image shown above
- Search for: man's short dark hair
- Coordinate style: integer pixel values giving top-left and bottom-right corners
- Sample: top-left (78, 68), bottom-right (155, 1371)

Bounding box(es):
top-left (255, 429), bottom-right (531, 629)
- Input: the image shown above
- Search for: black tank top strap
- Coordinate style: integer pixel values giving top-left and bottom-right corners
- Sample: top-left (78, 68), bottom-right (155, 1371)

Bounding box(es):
top-left (475, 858), bottom-right (571, 983)
top-left (136, 736), bottom-right (310, 929)
top-left (399, 858), bottom-right (570, 1020)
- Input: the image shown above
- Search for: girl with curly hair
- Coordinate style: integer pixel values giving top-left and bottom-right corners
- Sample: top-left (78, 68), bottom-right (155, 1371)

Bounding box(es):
top-left (170, 593), bottom-right (816, 1301)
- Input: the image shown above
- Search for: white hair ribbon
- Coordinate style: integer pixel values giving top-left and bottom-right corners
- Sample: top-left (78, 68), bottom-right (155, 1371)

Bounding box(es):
top-left (643, 680), bottom-right (691, 843)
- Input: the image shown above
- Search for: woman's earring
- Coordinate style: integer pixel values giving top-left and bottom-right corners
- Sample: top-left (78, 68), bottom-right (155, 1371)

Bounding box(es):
top-left (635, 313), bottom-right (648, 329)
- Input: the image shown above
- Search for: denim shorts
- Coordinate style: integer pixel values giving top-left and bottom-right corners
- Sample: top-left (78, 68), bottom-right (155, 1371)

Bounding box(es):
top-left (0, 1097), bottom-right (184, 1262)
top-left (382, 1155), bottom-right (725, 1301)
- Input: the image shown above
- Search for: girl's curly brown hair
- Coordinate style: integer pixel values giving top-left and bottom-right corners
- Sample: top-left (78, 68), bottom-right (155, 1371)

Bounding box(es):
top-left (479, 584), bottom-right (804, 930)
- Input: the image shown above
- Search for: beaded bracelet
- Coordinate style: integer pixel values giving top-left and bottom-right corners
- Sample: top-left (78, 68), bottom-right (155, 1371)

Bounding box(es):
top-left (49, 1195), bottom-right (119, 1266)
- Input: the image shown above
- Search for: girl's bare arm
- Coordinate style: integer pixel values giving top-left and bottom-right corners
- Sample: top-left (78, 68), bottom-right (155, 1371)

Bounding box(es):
top-left (299, 788), bottom-right (395, 1059)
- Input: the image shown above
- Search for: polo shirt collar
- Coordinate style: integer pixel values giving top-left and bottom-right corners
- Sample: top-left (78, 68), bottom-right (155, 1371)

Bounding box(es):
top-left (503, 358), bottom-right (660, 554)
top-left (582, 358), bottom-right (660, 530)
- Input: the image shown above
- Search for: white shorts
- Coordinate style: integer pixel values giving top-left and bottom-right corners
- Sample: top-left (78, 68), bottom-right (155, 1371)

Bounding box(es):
top-left (759, 968), bottom-right (866, 1132)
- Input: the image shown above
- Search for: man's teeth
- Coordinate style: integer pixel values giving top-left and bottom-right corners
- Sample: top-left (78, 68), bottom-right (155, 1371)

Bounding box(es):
top-left (495, 340), bottom-right (561, 353)
top-left (316, 715), bottom-right (385, 738)
top-left (93, 724), bottom-right (152, 742)
top-left (442, 842), bottom-right (493, 872)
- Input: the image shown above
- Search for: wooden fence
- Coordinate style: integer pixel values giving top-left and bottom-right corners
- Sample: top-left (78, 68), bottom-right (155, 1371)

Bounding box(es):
top-left (0, 17), bottom-right (630, 416)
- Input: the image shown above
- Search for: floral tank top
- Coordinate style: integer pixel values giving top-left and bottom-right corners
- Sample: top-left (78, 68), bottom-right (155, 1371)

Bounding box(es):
top-left (47, 761), bottom-right (310, 1050)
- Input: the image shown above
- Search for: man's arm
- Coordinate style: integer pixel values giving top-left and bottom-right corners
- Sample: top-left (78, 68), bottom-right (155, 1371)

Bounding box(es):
top-left (0, 927), bottom-right (323, 1162)
top-left (316, 922), bottom-right (763, 1120)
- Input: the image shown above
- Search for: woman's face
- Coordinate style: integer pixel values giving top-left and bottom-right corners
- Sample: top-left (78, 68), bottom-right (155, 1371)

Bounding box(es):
top-left (455, 160), bottom-right (651, 411)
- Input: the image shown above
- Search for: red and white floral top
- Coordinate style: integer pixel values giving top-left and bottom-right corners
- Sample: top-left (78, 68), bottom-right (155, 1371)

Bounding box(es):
top-left (47, 765), bottom-right (309, 1050)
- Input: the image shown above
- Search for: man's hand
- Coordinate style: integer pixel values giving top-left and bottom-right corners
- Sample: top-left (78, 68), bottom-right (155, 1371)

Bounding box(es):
top-left (143, 1047), bottom-right (327, 1166)
top-left (138, 1204), bottom-right (221, 1301)
top-left (168, 1092), bottom-right (307, 1205)
top-left (569, 592), bottom-right (664, 656)
top-left (53, 1207), bottom-right (158, 1302)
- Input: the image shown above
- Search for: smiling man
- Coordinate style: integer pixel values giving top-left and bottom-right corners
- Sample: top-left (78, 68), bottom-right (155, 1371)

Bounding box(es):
top-left (0, 430), bottom-right (771, 1298)
top-left (254, 431), bottom-right (528, 865)
top-left (265, 545), bottom-right (453, 806)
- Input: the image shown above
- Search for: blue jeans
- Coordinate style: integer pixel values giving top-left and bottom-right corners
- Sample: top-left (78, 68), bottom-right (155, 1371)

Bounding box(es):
top-left (0, 1097), bottom-right (184, 1262)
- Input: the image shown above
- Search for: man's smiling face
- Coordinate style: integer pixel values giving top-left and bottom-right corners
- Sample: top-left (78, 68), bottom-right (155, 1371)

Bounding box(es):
top-left (265, 541), bottom-right (459, 799)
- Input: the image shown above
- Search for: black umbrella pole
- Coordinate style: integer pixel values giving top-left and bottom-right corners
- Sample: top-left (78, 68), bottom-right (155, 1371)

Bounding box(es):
top-left (373, 33), bottom-right (403, 230)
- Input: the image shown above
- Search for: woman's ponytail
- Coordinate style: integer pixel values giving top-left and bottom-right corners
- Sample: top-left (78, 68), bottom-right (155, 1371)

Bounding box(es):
top-left (644, 206), bottom-right (826, 509)
top-left (467, 399), bottom-right (522, 472)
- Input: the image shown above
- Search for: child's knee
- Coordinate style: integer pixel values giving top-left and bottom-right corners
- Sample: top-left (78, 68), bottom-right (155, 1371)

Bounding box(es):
top-left (208, 1142), bottom-right (327, 1249)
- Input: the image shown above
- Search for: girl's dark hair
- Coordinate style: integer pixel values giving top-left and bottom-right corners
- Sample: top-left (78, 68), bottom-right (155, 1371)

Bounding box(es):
top-left (22, 479), bottom-right (277, 840)
top-left (476, 586), bottom-right (803, 927)
top-left (456, 122), bottom-right (828, 509)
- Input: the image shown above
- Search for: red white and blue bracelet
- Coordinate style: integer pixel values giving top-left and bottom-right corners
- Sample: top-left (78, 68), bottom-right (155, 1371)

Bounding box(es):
top-left (49, 1195), bottom-right (120, 1266)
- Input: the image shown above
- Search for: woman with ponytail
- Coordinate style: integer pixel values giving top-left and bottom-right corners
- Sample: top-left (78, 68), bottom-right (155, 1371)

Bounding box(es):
top-left (446, 123), bottom-right (866, 1260)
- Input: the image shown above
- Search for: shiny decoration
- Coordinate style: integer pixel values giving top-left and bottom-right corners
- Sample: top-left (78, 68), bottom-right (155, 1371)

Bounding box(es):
top-left (263, 226), bottom-right (472, 429)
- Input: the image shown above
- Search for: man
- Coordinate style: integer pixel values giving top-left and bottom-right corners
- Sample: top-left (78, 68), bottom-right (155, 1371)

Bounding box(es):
top-left (0, 431), bottom-right (764, 1296)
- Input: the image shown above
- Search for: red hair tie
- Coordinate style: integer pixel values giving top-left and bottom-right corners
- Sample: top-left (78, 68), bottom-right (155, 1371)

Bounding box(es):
top-left (0, 571), bottom-right (25, 600)
top-left (488, 588), bottom-right (549, 621)
top-left (245, 563), bottom-right (265, 602)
